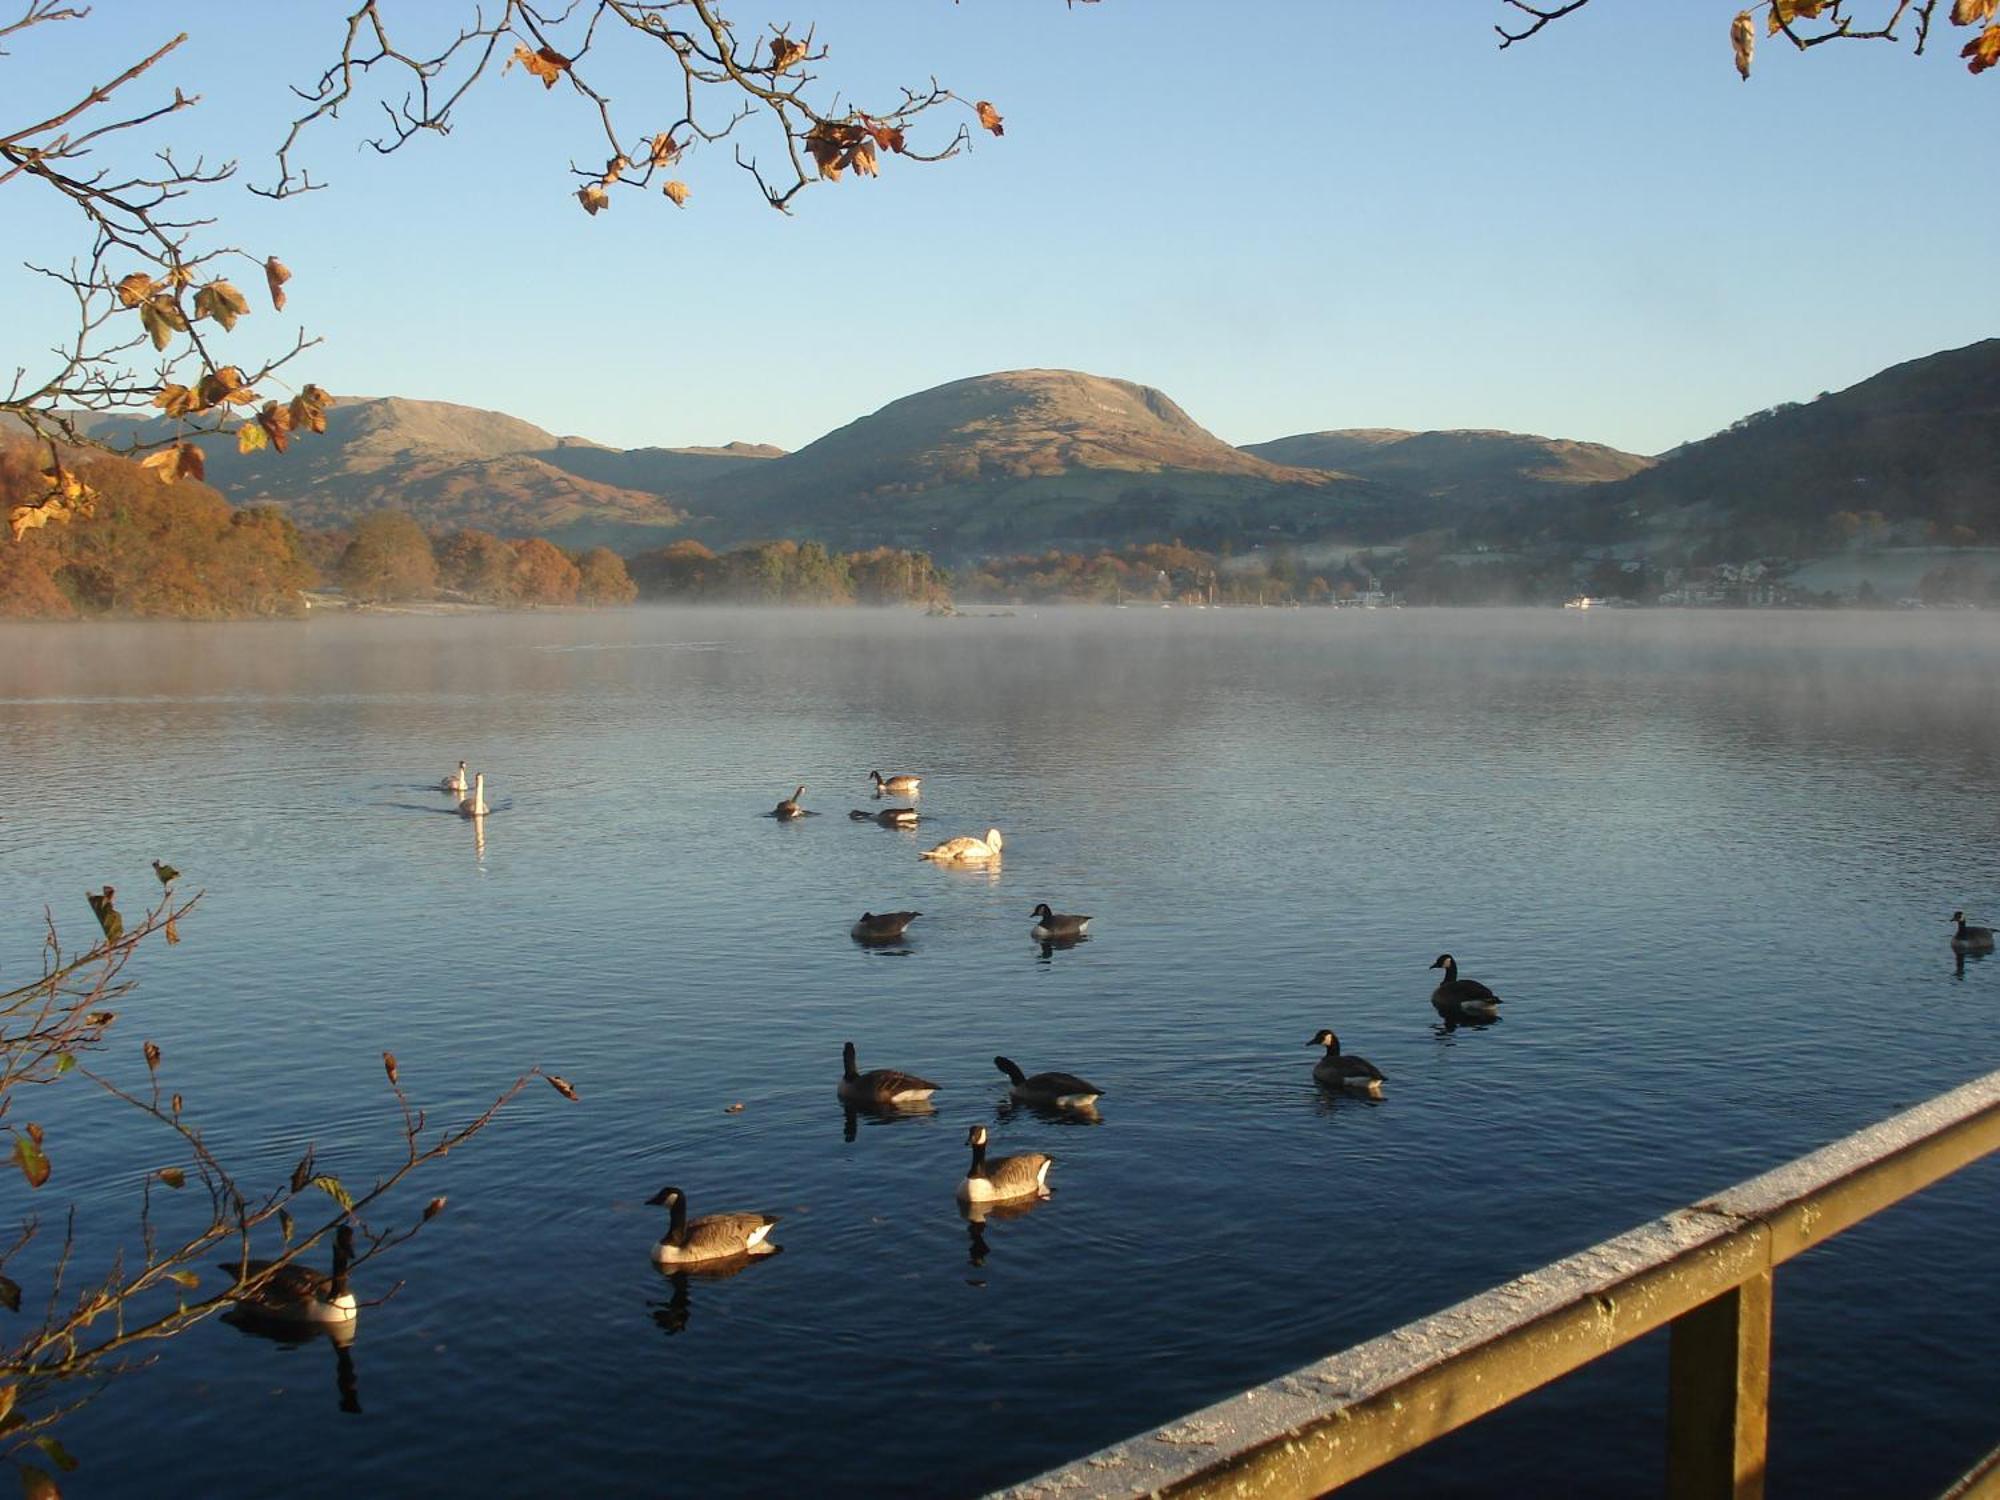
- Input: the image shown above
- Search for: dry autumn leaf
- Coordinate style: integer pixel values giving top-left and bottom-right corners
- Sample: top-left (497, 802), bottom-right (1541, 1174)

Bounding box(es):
top-left (863, 118), bottom-right (907, 154)
top-left (1966, 22), bottom-right (2000, 70)
top-left (158, 1167), bottom-right (185, 1189)
top-left (1766, 0), bottom-right (1829, 34)
top-left (547, 1073), bottom-right (580, 1102)
top-left (1731, 10), bottom-right (1755, 78)
top-left (423, 1195), bottom-right (447, 1221)
top-left (769, 34), bottom-right (807, 71)
top-left (114, 272), bottom-right (155, 308)
top-left (236, 420), bottom-right (268, 456)
top-left (663, 179), bottom-right (690, 207)
top-left (197, 366), bottom-right (256, 407)
top-left (976, 100), bottom-right (1004, 135)
top-left (648, 131), bottom-right (682, 167)
top-left (138, 297), bottom-right (186, 351)
top-left (578, 182), bottom-right (610, 215)
top-left (138, 447), bottom-right (195, 484)
top-left (194, 280), bottom-right (251, 331)
top-left (513, 42), bottom-right (569, 88)
top-left (257, 400), bottom-right (292, 453)
top-left (265, 256), bottom-right (291, 311)
top-left (1952, 0), bottom-right (1997, 24)
top-left (152, 383), bottom-right (203, 418)
top-left (143, 1039), bottom-right (162, 1071)
top-left (384, 1051), bottom-right (399, 1087)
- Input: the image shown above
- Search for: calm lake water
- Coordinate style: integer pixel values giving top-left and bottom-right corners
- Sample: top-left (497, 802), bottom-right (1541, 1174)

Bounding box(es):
top-left (2, 607), bottom-right (1997, 1498)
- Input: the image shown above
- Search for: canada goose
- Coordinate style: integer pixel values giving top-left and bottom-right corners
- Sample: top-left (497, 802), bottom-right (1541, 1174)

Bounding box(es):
top-left (994, 1055), bottom-right (1102, 1110)
top-left (440, 760), bottom-right (468, 795)
top-left (838, 1040), bottom-right (940, 1106)
top-left (1429, 954), bottom-right (1502, 1021)
top-left (151, 858), bottom-right (180, 886)
top-left (646, 1186), bottom-right (779, 1266)
top-left (774, 785), bottom-right (807, 820)
top-left (920, 828), bottom-right (1003, 863)
top-left (1029, 903), bottom-right (1090, 940)
top-left (218, 1224), bottom-right (358, 1325)
top-left (957, 1123), bottom-right (1052, 1205)
top-left (1951, 912), bottom-right (1996, 953)
top-left (457, 772), bottom-right (487, 818)
top-left (849, 807), bottom-right (920, 828)
top-left (1309, 1029), bottom-right (1386, 1098)
top-left (871, 770), bottom-right (922, 796)
top-left (851, 910), bottom-right (922, 943)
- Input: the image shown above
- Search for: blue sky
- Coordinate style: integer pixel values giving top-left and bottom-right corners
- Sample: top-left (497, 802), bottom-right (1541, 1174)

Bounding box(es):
top-left (5, 2), bottom-right (1994, 457)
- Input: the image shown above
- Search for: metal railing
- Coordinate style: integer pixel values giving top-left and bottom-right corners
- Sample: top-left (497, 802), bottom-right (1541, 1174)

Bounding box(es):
top-left (995, 1068), bottom-right (2000, 1500)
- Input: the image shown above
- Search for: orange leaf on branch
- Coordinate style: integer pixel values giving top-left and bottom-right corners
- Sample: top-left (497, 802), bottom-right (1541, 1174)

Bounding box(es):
top-left (975, 100), bottom-right (1005, 135)
top-left (1951, 0), bottom-right (1998, 25)
top-left (769, 34), bottom-right (807, 71)
top-left (578, 182), bottom-right (610, 215)
top-left (1966, 22), bottom-right (2000, 70)
top-left (256, 400), bottom-right (293, 453)
top-left (265, 256), bottom-right (291, 311)
top-left (1731, 10), bottom-right (1755, 78)
top-left (512, 42), bottom-right (570, 88)
top-left (663, 179), bottom-right (691, 207)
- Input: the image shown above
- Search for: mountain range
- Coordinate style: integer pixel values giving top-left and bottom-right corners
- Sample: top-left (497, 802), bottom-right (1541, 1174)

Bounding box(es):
top-left (52, 338), bottom-right (2000, 562)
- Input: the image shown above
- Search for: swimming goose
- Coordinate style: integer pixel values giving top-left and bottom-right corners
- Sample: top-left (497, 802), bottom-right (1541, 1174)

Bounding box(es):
top-left (440, 760), bottom-right (468, 795)
top-left (218, 1224), bottom-right (358, 1325)
top-left (838, 1040), bottom-right (940, 1106)
top-left (851, 910), bottom-right (922, 943)
top-left (457, 772), bottom-right (487, 818)
top-left (646, 1186), bottom-right (779, 1266)
top-left (919, 828), bottom-right (1003, 863)
top-left (1951, 912), bottom-right (1996, 953)
top-left (871, 770), bottom-right (922, 796)
top-left (994, 1055), bottom-right (1102, 1110)
top-left (774, 785), bottom-right (807, 820)
top-left (1429, 954), bottom-right (1502, 1021)
top-left (956, 1123), bottom-right (1053, 1205)
top-left (1029, 903), bottom-right (1090, 940)
top-left (1309, 1029), bottom-right (1386, 1098)
top-left (850, 807), bottom-right (920, 828)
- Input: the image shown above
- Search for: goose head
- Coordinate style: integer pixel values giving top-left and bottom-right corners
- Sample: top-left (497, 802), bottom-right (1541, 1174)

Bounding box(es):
top-left (1951, 911), bottom-right (1967, 924)
top-left (1429, 954), bottom-right (1454, 971)
top-left (646, 1186), bottom-right (685, 1210)
top-left (1030, 903), bottom-right (1054, 920)
top-left (966, 1124), bottom-right (990, 1149)
top-left (1308, 1029), bottom-right (1339, 1049)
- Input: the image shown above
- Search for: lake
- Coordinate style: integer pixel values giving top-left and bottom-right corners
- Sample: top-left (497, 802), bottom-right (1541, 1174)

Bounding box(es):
top-left (2, 606), bottom-right (1996, 1498)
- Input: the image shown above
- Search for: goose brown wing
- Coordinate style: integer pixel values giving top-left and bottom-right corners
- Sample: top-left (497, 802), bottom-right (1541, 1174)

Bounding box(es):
top-left (219, 1259), bottom-right (322, 1303)
top-left (861, 1067), bottom-right (938, 1097)
top-left (1440, 978), bottom-right (1499, 1003)
top-left (986, 1151), bottom-right (1051, 1194)
top-left (1028, 1071), bottom-right (1100, 1096)
top-left (683, 1212), bottom-right (778, 1255)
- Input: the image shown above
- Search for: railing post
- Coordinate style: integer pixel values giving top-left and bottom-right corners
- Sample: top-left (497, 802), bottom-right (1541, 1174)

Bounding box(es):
top-left (1667, 1268), bottom-right (1773, 1500)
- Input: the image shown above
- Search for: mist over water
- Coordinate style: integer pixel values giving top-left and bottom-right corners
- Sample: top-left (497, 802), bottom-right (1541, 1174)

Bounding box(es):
top-left (2, 607), bottom-right (1997, 1498)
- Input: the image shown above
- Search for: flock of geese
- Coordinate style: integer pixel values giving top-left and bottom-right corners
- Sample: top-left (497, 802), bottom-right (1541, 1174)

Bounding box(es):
top-left (216, 763), bottom-right (1997, 1323)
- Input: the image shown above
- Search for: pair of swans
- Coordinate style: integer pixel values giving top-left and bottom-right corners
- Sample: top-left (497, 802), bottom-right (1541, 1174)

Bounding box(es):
top-left (442, 761), bottom-right (487, 817)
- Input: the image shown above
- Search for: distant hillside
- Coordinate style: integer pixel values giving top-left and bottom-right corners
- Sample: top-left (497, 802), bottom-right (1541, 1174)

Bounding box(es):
top-left (1559, 338), bottom-right (2000, 548)
top-left (1243, 428), bottom-right (1652, 514)
top-left (68, 396), bottom-right (762, 550)
top-left (690, 369), bottom-right (1409, 553)
top-left (545, 437), bottom-right (779, 495)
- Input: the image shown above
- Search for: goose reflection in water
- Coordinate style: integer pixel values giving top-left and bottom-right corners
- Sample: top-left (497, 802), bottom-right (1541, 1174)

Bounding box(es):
top-left (221, 1308), bottom-right (362, 1414)
top-left (1954, 949), bottom-right (1988, 979)
top-left (960, 1195), bottom-right (1044, 1274)
top-left (1033, 933), bottom-right (1090, 963)
top-left (647, 1250), bottom-right (781, 1337)
top-left (842, 1098), bottom-right (938, 1142)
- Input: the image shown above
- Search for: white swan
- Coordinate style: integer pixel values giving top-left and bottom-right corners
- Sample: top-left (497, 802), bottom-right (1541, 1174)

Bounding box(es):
top-left (457, 772), bottom-right (487, 818)
top-left (919, 827), bottom-right (1003, 863)
top-left (440, 760), bottom-right (468, 795)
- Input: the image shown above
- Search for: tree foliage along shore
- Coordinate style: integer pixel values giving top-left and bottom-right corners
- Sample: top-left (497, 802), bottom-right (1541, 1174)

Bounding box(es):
top-left (0, 447), bottom-right (639, 619)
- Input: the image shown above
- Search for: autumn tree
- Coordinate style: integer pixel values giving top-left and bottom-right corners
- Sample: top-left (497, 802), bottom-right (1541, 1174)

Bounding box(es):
top-left (574, 546), bottom-right (638, 606)
top-left (436, 528), bottom-right (517, 603)
top-left (338, 511), bottom-right (437, 603)
top-left (510, 536), bottom-right (582, 606)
